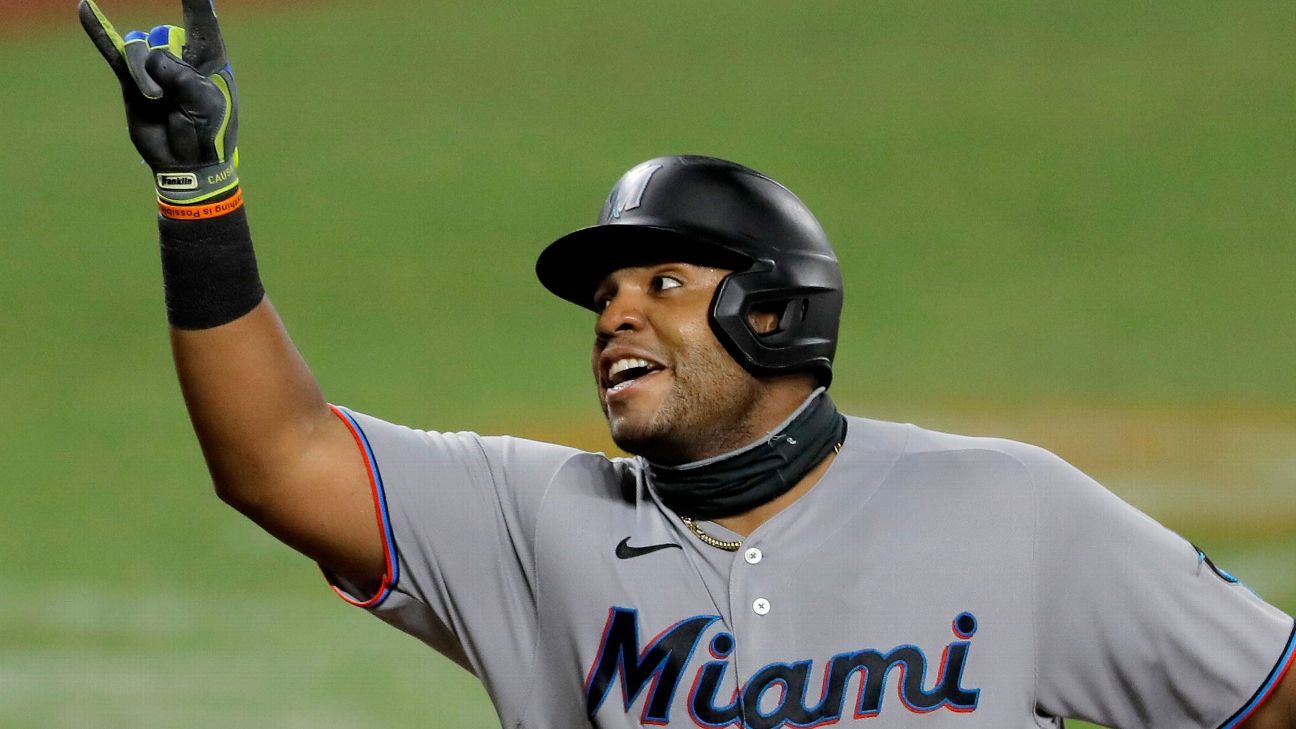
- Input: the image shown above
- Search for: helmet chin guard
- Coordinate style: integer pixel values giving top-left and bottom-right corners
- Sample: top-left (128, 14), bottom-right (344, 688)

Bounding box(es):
top-left (537, 155), bottom-right (844, 385)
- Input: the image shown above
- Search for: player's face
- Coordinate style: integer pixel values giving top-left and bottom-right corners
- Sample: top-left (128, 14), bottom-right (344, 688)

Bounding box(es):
top-left (591, 263), bottom-right (767, 464)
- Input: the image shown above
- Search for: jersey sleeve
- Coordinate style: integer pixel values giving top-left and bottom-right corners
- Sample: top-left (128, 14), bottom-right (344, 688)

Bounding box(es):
top-left (322, 405), bottom-right (584, 709)
top-left (1026, 445), bottom-right (1295, 728)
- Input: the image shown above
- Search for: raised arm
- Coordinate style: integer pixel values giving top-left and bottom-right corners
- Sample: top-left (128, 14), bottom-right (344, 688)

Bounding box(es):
top-left (79, 0), bottom-right (384, 592)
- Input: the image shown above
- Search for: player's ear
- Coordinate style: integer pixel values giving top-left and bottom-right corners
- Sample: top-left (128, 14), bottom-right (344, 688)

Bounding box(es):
top-left (746, 302), bottom-right (783, 335)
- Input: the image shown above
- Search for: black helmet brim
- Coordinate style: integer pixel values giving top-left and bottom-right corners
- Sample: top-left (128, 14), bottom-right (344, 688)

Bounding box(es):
top-left (536, 224), bottom-right (754, 312)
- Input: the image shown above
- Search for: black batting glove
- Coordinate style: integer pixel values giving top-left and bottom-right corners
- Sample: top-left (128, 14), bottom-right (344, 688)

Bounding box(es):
top-left (80, 0), bottom-right (261, 328)
top-left (79, 0), bottom-right (240, 207)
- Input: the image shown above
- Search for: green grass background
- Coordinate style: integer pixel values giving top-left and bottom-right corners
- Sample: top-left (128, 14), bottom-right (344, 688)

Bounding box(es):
top-left (1, 1), bottom-right (1293, 726)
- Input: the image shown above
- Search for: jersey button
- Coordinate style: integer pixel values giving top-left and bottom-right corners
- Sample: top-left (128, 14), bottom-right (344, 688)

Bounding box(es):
top-left (744, 547), bottom-right (763, 564)
top-left (752, 598), bottom-right (771, 615)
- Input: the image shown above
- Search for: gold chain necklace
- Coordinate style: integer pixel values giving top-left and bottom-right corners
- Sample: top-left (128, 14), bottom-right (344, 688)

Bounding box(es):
top-left (679, 441), bottom-right (842, 552)
top-left (679, 516), bottom-right (743, 551)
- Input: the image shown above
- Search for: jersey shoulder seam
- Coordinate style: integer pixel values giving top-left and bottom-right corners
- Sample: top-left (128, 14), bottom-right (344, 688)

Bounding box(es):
top-left (891, 424), bottom-right (1060, 723)
top-left (509, 447), bottom-right (626, 726)
top-left (896, 431), bottom-right (1048, 482)
top-left (896, 431), bottom-right (1052, 719)
top-left (1026, 445), bottom-right (1046, 725)
top-left (466, 434), bottom-right (576, 728)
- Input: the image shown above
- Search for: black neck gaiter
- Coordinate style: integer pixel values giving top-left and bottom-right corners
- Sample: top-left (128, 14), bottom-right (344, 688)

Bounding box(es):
top-left (648, 390), bottom-right (847, 520)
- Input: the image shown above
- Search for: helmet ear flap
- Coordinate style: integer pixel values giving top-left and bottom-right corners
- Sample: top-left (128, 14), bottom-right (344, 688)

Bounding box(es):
top-left (709, 257), bottom-right (841, 384)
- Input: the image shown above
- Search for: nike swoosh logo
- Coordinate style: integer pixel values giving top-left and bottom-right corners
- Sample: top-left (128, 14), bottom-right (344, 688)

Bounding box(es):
top-left (615, 537), bottom-right (682, 560)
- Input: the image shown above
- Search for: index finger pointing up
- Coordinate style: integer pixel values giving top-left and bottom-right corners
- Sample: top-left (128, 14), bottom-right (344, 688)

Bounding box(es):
top-left (181, 0), bottom-right (226, 72)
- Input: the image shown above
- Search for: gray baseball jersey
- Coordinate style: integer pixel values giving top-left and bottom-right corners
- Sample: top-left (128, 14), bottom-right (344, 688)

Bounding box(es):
top-left (323, 404), bottom-right (1295, 728)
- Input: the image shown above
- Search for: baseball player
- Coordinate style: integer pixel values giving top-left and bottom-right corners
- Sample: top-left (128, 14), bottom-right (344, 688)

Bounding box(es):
top-left (80, 1), bottom-right (1296, 727)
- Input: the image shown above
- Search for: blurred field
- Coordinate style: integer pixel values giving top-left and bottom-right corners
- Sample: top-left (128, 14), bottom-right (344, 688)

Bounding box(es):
top-left (0, 1), bottom-right (1292, 727)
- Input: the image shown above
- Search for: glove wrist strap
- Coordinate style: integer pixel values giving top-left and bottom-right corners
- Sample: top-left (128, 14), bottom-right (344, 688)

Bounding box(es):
top-left (155, 159), bottom-right (239, 205)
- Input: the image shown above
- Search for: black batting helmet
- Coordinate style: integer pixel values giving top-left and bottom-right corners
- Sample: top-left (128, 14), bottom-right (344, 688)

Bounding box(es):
top-left (536, 155), bottom-right (844, 385)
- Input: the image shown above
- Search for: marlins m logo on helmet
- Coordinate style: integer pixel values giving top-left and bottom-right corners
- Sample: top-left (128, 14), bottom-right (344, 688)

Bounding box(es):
top-left (605, 162), bottom-right (662, 220)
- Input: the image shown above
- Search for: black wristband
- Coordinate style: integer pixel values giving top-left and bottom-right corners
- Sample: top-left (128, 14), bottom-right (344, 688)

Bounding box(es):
top-left (158, 195), bottom-right (265, 329)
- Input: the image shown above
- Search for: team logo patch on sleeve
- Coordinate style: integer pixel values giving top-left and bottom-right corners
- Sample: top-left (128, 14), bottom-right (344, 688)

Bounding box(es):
top-left (1192, 543), bottom-right (1241, 584)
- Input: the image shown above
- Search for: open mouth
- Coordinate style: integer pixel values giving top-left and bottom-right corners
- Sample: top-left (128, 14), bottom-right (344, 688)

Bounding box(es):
top-left (606, 357), bottom-right (665, 395)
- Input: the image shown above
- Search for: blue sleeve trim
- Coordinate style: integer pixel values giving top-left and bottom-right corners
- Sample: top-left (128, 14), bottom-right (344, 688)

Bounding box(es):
top-left (324, 404), bottom-right (399, 609)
